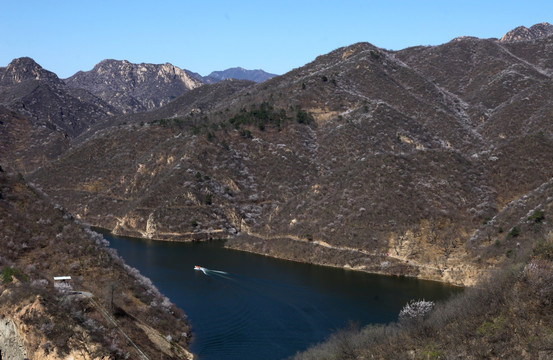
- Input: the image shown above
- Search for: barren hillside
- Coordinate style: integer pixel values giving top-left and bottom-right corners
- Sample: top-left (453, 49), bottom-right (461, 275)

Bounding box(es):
top-left (25, 24), bottom-right (553, 286)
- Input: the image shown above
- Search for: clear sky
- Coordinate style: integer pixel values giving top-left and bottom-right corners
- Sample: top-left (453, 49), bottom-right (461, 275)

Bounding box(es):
top-left (1, 0), bottom-right (551, 78)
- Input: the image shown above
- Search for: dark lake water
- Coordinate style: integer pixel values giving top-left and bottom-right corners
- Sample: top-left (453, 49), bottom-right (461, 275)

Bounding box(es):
top-left (101, 231), bottom-right (460, 360)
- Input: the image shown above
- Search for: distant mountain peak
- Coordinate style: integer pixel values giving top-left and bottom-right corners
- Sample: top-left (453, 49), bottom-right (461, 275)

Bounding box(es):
top-left (500, 22), bottom-right (553, 42)
top-left (204, 67), bottom-right (277, 83)
top-left (0, 57), bottom-right (61, 85)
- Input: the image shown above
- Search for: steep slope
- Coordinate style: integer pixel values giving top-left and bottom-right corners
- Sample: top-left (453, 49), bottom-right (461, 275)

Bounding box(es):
top-left (220, 41), bottom-right (486, 154)
top-left (395, 37), bottom-right (552, 141)
top-left (0, 58), bottom-right (117, 173)
top-left (294, 175), bottom-right (553, 359)
top-left (93, 78), bottom-right (255, 131)
top-left (65, 59), bottom-right (203, 113)
top-left (395, 31), bottom-right (553, 208)
top-left (27, 24), bottom-right (553, 287)
top-left (0, 106), bottom-right (69, 173)
top-left (0, 169), bottom-right (192, 359)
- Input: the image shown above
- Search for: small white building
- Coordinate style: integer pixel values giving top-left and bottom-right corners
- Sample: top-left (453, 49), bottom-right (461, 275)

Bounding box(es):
top-left (53, 276), bottom-right (72, 292)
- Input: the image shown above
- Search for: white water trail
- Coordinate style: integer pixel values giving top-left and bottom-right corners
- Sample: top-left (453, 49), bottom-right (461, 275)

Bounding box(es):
top-left (207, 269), bottom-right (229, 275)
top-left (197, 267), bottom-right (233, 279)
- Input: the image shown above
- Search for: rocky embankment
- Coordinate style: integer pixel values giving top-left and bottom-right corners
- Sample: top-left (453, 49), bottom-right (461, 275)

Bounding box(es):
top-left (226, 229), bottom-right (486, 286)
top-left (0, 317), bottom-right (27, 360)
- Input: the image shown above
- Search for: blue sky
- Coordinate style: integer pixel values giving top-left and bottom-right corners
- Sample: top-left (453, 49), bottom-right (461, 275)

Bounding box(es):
top-left (1, 1), bottom-right (551, 78)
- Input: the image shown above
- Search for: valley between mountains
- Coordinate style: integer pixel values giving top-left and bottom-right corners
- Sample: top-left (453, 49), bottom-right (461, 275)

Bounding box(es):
top-left (14, 23), bottom-right (553, 286)
top-left (4, 21), bottom-right (553, 359)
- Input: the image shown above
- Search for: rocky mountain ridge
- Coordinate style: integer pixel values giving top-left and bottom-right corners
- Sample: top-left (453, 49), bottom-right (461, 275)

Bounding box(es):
top-left (65, 59), bottom-right (204, 113)
top-left (500, 22), bottom-right (553, 42)
top-left (64, 60), bottom-right (276, 113)
top-left (0, 57), bottom-right (62, 86)
top-left (0, 57), bottom-right (117, 172)
top-left (0, 57), bottom-right (273, 173)
top-left (24, 23), bottom-right (553, 287)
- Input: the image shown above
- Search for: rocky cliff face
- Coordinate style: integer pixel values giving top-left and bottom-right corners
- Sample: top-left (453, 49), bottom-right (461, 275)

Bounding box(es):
top-left (0, 58), bottom-right (116, 135)
top-left (0, 317), bottom-right (27, 360)
top-left (65, 60), bottom-right (203, 113)
top-left (0, 57), bottom-right (62, 86)
top-left (98, 78), bottom-right (255, 131)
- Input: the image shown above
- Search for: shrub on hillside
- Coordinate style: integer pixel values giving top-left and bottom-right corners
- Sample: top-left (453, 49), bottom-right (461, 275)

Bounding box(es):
top-left (1, 266), bottom-right (16, 282)
top-left (1, 265), bottom-right (27, 283)
top-left (296, 108), bottom-right (314, 124)
top-left (526, 259), bottom-right (553, 302)
top-left (399, 299), bottom-right (435, 323)
top-left (228, 102), bottom-right (288, 130)
top-left (528, 209), bottom-right (545, 223)
top-left (506, 226), bottom-right (520, 239)
top-left (533, 239), bottom-right (553, 260)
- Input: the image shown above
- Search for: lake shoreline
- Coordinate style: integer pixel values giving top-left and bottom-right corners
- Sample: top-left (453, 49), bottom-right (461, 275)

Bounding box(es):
top-left (90, 224), bottom-right (469, 287)
top-left (225, 233), bottom-right (471, 287)
top-left (102, 229), bottom-right (462, 360)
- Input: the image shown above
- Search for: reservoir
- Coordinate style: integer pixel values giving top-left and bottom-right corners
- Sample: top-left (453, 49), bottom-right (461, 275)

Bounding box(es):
top-left (102, 231), bottom-right (460, 360)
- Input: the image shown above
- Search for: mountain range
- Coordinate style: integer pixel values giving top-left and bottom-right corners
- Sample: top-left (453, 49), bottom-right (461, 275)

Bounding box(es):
top-left (0, 58), bottom-right (275, 170)
top-left (2, 22), bottom-right (548, 287)
top-left (65, 60), bottom-right (275, 114)
top-left (3, 21), bottom-right (553, 358)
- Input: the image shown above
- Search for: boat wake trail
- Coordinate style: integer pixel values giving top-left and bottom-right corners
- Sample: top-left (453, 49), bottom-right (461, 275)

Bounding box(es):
top-left (194, 266), bottom-right (229, 276)
top-left (207, 269), bottom-right (229, 275)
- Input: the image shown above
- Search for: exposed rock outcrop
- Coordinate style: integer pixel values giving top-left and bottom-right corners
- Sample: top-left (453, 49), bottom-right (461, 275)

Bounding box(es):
top-left (65, 60), bottom-right (203, 113)
top-left (0, 316), bottom-right (27, 360)
top-left (0, 57), bottom-right (61, 86)
top-left (500, 22), bottom-right (553, 42)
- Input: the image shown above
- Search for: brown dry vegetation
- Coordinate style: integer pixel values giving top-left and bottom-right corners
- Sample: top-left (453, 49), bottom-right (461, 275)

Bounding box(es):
top-left (24, 32), bottom-right (553, 287)
top-left (293, 233), bottom-right (553, 360)
top-left (4, 24), bottom-right (553, 359)
top-left (0, 169), bottom-right (191, 359)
